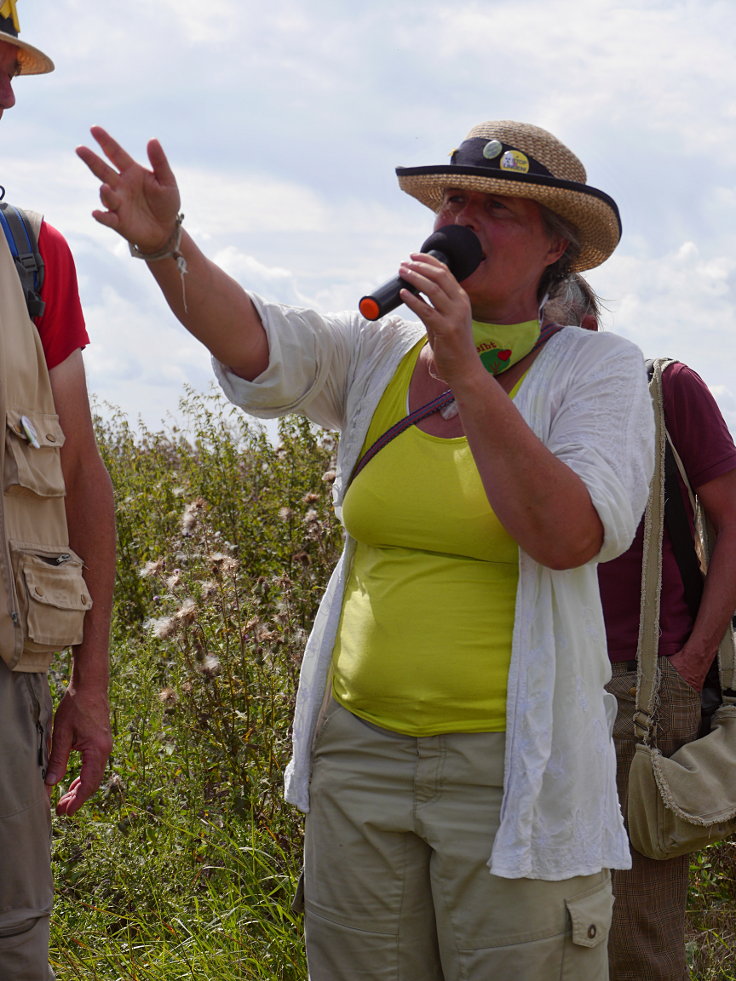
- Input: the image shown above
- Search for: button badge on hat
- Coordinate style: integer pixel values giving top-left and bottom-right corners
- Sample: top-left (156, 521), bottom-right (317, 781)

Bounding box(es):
top-left (500, 150), bottom-right (530, 173)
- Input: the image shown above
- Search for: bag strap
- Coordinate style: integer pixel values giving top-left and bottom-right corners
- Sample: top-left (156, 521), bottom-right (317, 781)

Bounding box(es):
top-left (0, 198), bottom-right (46, 318)
top-left (347, 322), bottom-right (567, 488)
top-left (634, 359), bottom-right (736, 742)
top-left (662, 427), bottom-right (703, 618)
top-left (633, 359), bottom-right (668, 742)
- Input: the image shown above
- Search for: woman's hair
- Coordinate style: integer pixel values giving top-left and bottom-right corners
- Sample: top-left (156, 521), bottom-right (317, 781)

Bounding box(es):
top-left (537, 205), bottom-right (583, 302)
top-left (543, 272), bottom-right (602, 326)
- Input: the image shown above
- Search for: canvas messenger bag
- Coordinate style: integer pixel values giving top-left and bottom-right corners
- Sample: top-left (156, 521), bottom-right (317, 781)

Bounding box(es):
top-left (626, 359), bottom-right (736, 860)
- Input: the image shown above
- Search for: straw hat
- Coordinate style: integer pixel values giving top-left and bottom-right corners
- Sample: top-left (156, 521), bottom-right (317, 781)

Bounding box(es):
top-left (0, 0), bottom-right (54, 75)
top-left (396, 121), bottom-right (621, 271)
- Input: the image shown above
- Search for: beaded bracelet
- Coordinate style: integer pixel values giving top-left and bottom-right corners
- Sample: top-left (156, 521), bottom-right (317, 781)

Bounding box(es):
top-left (129, 213), bottom-right (188, 312)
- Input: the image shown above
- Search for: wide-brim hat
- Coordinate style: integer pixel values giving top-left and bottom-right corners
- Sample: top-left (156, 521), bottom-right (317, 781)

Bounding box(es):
top-left (0, 3), bottom-right (54, 75)
top-left (396, 120), bottom-right (621, 272)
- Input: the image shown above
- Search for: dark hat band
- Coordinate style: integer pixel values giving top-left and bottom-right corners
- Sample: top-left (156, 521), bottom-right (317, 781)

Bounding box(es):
top-left (0, 15), bottom-right (17, 37)
top-left (451, 137), bottom-right (555, 178)
top-left (395, 164), bottom-right (622, 237)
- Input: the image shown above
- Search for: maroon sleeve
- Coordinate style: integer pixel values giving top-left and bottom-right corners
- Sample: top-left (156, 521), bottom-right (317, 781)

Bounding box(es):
top-left (598, 361), bottom-right (736, 662)
top-left (34, 221), bottom-right (90, 370)
top-left (662, 362), bottom-right (736, 491)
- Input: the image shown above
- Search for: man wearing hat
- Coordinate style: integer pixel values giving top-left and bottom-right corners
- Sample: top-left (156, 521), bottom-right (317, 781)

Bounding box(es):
top-left (0, 4), bottom-right (115, 978)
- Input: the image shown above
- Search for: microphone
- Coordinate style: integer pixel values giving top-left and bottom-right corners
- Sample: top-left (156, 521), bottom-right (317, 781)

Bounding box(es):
top-left (358, 225), bottom-right (484, 321)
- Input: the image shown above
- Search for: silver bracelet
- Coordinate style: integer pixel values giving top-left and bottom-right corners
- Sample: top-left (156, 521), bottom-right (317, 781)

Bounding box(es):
top-left (128, 213), bottom-right (188, 312)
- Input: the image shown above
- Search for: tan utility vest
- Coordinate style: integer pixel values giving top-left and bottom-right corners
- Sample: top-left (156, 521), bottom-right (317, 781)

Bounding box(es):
top-left (0, 219), bottom-right (92, 672)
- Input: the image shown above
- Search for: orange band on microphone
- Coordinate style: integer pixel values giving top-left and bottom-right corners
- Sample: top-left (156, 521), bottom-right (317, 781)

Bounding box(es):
top-left (359, 297), bottom-right (381, 321)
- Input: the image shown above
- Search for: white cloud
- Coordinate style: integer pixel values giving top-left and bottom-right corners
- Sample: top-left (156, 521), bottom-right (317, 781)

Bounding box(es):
top-left (8, 0), bottom-right (736, 439)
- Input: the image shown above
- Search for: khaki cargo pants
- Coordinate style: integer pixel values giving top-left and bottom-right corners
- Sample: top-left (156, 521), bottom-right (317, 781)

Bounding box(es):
top-left (303, 699), bottom-right (613, 980)
top-left (0, 660), bottom-right (55, 981)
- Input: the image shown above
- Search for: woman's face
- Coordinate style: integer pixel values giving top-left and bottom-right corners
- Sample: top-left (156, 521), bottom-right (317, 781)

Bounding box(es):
top-left (434, 188), bottom-right (567, 324)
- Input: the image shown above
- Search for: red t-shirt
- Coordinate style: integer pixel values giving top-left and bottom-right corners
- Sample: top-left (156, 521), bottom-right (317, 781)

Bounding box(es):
top-left (33, 221), bottom-right (89, 369)
top-left (598, 362), bottom-right (736, 662)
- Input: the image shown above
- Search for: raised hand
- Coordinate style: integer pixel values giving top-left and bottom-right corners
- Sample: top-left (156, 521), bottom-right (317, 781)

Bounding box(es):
top-left (76, 126), bottom-right (182, 253)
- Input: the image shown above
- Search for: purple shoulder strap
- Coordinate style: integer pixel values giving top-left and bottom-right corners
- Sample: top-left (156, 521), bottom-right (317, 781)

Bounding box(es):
top-left (347, 322), bottom-right (565, 488)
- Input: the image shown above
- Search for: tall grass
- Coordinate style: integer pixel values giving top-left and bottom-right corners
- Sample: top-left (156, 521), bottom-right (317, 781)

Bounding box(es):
top-left (50, 389), bottom-right (341, 979)
top-left (47, 387), bottom-right (736, 979)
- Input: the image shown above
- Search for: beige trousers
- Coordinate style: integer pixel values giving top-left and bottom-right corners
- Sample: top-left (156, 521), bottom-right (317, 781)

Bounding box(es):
top-left (0, 661), bottom-right (55, 981)
top-left (303, 699), bottom-right (613, 981)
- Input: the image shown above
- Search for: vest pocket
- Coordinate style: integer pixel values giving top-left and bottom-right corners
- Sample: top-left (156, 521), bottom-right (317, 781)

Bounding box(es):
top-left (4, 410), bottom-right (66, 498)
top-left (10, 545), bottom-right (92, 655)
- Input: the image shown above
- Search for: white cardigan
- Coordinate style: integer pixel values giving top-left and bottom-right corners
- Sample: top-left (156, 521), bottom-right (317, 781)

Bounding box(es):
top-left (214, 294), bottom-right (655, 880)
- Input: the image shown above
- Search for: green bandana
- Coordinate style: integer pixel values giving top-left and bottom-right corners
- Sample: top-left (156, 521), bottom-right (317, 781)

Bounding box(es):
top-left (472, 319), bottom-right (540, 375)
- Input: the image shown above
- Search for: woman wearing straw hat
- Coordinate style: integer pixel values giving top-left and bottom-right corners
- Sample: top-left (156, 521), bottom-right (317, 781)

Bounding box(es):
top-left (78, 119), bottom-right (654, 980)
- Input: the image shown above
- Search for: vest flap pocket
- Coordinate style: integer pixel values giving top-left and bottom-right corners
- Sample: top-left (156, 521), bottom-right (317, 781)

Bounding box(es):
top-left (12, 546), bottom-right (92, 654)
top-left (5, 410), bottom-right (66, 498)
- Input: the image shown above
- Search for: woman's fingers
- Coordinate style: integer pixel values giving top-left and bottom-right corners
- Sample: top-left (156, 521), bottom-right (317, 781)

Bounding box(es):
top-left (399, 254), bottom-right (467, 316)
top-left (147, 138), bottom-right (177, 189)
top-left (75, 144), bottom-right (119, 186)
top-left (89, 125), bottom-right (139, 173)
top-left (77, 126), bottom-right (182, 246)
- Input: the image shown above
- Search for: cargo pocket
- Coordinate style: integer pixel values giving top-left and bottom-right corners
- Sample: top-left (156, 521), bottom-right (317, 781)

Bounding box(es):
top-left (11, 545), bottom-right (92, 655)
top-left (562, 876), bottom-right (613, 979)
top-left (4, 410), bottom-right (66, 498)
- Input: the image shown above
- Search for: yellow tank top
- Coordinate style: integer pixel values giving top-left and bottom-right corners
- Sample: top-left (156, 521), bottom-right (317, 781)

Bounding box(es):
top-left (331, 340), bottom-right (522, 735)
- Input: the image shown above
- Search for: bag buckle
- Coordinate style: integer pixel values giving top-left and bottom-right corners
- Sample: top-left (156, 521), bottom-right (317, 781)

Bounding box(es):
top-left (633, 709), bottom-right (654, 742)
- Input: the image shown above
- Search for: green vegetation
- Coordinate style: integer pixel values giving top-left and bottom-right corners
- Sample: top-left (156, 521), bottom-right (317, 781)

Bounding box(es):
top-left (50, 390), bottom-right (341, 980)
top-left (47, 388), bottom-right (736, 979)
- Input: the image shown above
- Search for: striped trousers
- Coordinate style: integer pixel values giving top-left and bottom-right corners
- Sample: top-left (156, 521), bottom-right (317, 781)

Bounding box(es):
top-left (605, 658), bottom-right (701, 981)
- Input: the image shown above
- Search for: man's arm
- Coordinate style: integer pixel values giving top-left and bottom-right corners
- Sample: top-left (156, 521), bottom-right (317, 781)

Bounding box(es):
top-left (44, 349), bottom-right (116, 815)
top-left (670, 467), bottom-right (736, 690)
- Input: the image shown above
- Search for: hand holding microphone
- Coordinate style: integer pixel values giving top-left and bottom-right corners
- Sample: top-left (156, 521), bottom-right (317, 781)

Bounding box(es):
top-left (358, 225), bottom-right (483, 321)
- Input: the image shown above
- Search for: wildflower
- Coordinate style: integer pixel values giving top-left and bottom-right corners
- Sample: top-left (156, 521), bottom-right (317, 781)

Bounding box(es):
top-left (166, 570), bottom-right (182, 591)
top-left (174, 598), bottom-right (198, 624)
top-left (198, 654), bottom-right (221, 678)
top-left (139, 558), bottom-right (164, 578)
top-left (302, 492), bottom-right (320, 505)
top-left (278, 506), bottom-right (294, 521)
top-left (200, 580), bottom-right (218, 600)
top-left (303, 509), bottom-right (319, 525)
top-left (322, 469), bottom-right (337, 484)
top-left (208, 551), bottom-right (239, 574)
top-left (158, 687), bottom-right (178, 711)
top-left (181, 497), bottom-right (207, 537)
top-left (146, 616), bottom-right (178, 640)
top-left (103, 773), bottom-right (125, 797)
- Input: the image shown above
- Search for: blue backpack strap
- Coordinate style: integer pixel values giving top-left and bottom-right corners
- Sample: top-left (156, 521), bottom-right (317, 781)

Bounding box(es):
top-left (0, 200), bottom-right (46, 318)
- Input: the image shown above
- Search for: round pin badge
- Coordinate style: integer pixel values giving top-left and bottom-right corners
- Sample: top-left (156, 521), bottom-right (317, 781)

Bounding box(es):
top-left (482, 139), bottom-right (503, 160)
top-left (500, 150), bottom-right (530, 173)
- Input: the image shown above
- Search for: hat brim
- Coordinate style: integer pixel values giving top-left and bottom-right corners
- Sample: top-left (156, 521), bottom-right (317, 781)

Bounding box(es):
top-left (396, 165), bottom-right (621, 272)
top-left (0, 31), bottom-right (54, 75)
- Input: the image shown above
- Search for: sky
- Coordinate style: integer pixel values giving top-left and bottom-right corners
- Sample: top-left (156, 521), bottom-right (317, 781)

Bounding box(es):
top-left (5, 0), bottom-right (736, 436)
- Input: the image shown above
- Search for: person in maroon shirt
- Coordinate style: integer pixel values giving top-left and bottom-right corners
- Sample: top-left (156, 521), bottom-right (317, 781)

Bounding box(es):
top-left (0, 7), bottom-right (115, 979)
top-left (547, 275), bottom-right (736, 981)
top-left (602, 361), bottom-right (736, 981)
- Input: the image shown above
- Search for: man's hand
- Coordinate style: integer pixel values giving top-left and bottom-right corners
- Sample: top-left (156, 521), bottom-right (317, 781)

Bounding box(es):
top-left (668, 648), bottom-right (709, 692)
top-left (45, 685), bottom-right (112, 816)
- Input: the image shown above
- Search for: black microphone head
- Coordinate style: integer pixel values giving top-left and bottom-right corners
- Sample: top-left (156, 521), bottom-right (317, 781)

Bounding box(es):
top-left (419, 225), bottom-right (483, 282)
